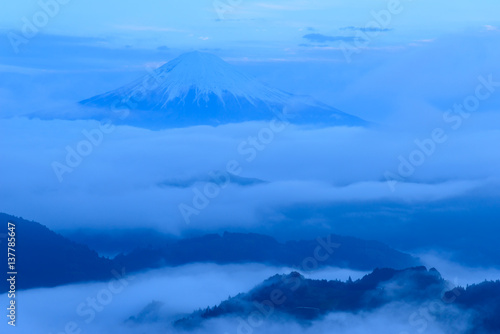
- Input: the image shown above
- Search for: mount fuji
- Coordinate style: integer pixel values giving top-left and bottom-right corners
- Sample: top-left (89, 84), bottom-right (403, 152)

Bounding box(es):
top-left (78, 51), bottom-right (367, 129)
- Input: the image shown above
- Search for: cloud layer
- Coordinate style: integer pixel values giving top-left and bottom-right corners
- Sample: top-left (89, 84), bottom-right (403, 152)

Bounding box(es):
top-left (0, 262), bottom-right (481, 334)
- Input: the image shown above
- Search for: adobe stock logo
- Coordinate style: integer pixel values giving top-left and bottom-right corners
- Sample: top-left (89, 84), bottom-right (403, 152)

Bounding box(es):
top-left (7, 0), bottom-right (72, 54)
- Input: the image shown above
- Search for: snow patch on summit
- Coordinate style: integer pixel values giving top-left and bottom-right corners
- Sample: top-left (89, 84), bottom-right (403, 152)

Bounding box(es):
top-left (122, 51), bottom-right (291, 107)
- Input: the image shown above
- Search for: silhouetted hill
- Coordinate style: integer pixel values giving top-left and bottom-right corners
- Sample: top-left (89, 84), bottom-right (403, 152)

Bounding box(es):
top-left (126, 300), bottom-right (164, 325)
top-left (0, 213), bottom-right (418, 292)
top-left (176, 266), bottom-right (446, 325)
top-left (113, 231), bottom-right (419, 272)
top-left (176, 268), bottom-right (500, 333)
top-left (0, 213), bottom-right (116, 292)
top-left (447, 280), bottom-right (500, 333)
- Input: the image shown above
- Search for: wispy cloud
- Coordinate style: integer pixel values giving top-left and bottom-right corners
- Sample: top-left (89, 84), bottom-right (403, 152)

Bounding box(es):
top-left (0, 64), bottom-right (57, 75)
top-left (340, 26), bottom-right (393, 33)
top-left (113, 25), bottom-right (184, 32)
top-left (254, 3), bottom-right (302, 11)
top-left (484, 24), bottom-right (499, 31)
top-left (302, 33), bottom-right (364, 43)
top-left (415, 38), bottom-right (435, 43)
top-left (407, 38), bottom-right (436, 47)
top-left (157, 45), bottom-right (169, 51)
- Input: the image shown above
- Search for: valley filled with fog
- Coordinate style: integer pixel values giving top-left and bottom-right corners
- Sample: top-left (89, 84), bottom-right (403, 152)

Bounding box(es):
top-left (1, 1), bottom-right (499, 333)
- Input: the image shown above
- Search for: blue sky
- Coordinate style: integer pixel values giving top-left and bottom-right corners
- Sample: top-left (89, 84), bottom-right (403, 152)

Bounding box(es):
top-left (1, 0), bottom-right (499, 60)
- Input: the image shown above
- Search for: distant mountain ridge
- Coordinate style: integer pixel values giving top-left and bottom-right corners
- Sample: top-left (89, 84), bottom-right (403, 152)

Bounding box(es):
top-left (76, 51), bottom-right (367, 129)
top-left (113, 231), bottom-right (419, 272)
top-left (0, 213), bottom-right (418, 292)
top-left (158, 171), bottom-right (267, 188)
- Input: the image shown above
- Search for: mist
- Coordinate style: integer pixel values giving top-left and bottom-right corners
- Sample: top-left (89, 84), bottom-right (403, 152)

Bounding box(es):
top-left (1, 2), bottom-right (499, 332)
top-left (0, 262), bottom-right (482, 334)
top-left (1, 112), bottom-right (499, 265)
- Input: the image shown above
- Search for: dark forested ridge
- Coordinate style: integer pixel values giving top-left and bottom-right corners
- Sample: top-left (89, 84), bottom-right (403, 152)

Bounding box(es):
top-left (0, 213), bottom-right (116, 292)
top-left (3, 212), bottom-right (499, 333)
top-left (450, 280), bottom-right (500, 333)
top-left (0, 213), bottom-right (418, 292)
top-left (176, 268), bottom-right (500, 333)
top-left (177, 267), bottom-right (445, 324)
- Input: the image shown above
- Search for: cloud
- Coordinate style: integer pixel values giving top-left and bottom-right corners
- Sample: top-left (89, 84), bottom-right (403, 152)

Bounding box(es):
top-left (113, 25), bottom-right (184, 32)
top-left (0, 64), bottom-right (57, 75)
top-left (415, 38), bottom-right (435, 43)
top-left (0, 263), bottom-right (473, 334)
top-left (0, 263), bottom-right (291, 333)
top-left (340, 26), bottom-right (393, 32)
top-left (254, 3), bottom-right (304, 11)
top-left (1, 31), bottom-right (499, 264)
top-left (484, 25), bottom-right (499, 31)
top-left (157, 45), bottom-right (169, 51)
top-left (302, 33), bottom-right (363, 43)
top-left (1, 116), bottom-right (499, 242)
top-left (194, 305), bottom-right (470, 334)
top-left (419, 252), bottom-right (500, 286)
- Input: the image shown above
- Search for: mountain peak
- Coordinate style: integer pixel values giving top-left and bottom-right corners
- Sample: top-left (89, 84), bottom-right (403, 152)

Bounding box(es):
top-left (77, 51), bottom-right (367, 128)
top-left (147, 51), bottom-right (286, 105)
top-left (170, 50), bottom-right (226, 65)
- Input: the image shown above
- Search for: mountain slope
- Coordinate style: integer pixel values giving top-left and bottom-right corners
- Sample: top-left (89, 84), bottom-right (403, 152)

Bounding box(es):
top-left (0, 213), bottom-right (117, 292)
top-left (175, 267), bottom-right (447, 324)
top-left (0, 213), bottom-right (417, 292)
top-left (450, 280), bottom-right (500, 333)
top-left (78, 51), bottom-right (367, 128)
top-left (175, 268), bottom-right (500, 333)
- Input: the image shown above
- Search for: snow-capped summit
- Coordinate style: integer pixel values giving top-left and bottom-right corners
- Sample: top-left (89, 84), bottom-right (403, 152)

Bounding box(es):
top-left (143, 51), bottom-right (290, 105)
top-left (79, 51), bottom-right (366, 128)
